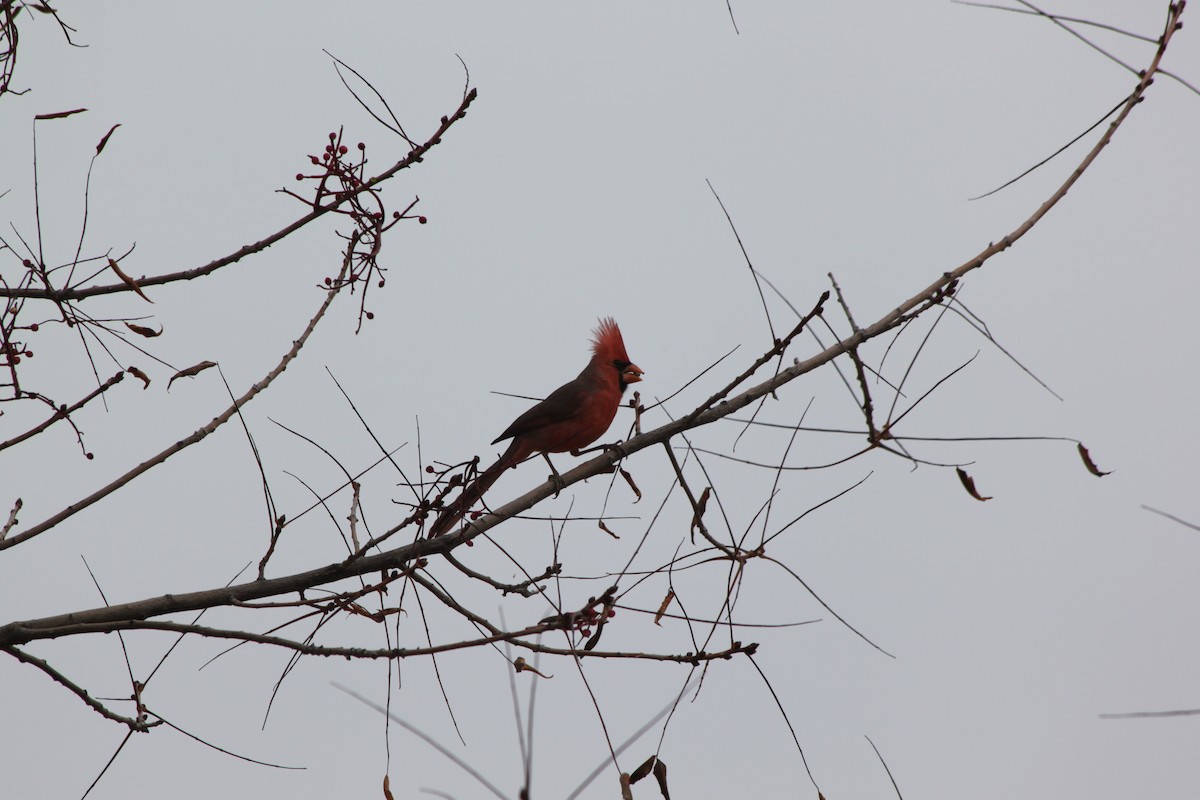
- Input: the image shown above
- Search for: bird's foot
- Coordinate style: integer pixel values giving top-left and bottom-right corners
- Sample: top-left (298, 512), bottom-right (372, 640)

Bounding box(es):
top-left (571, 440), bottom-right (628, 459)
top-left (541, 453), bottom-right (565, 497)
top-left (600, 440), bottom-right (630, 460)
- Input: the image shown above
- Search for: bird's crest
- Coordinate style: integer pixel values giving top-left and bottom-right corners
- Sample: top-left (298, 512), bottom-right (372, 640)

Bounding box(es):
top-left (591, 317), bottom-right (631, 363)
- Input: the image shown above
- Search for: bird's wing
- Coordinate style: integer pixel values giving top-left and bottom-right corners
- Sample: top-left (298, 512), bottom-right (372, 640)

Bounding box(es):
top-left (491, 379), bottom-right (588, 444)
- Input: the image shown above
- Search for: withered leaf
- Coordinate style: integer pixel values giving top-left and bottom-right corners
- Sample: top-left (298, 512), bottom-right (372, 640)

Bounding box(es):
top-left (618, 466), bottom-right (642, 501)
top-left (126, 366), bottom-right (150, 389)
top-left (108, 258), bottom-right (152, 303)
top-left (630, 756), bottom-right (657, 783)
top-left (512, 657), bottom-right (550, 678)
top-left (34, 107), bottom-right (87, 121)
top-left (1077, 442), bottom-right (1111, 476)
top-left (597, 520), bottom-right (620, 539)
top-left (382, 775), bottom-right (394, 800)
top-left (584, 625), bottom-right (604, 651)
top-left (167, 360), bottom-right (217, 389)
top-left (653, 589), bottom-right (675, 626)
top-left (620, 773), bottom-right (633, 800)
top-left (362, 606), bottom-right (399, 623)
top-left (956, 467), bottom-right (992, 502)
top-left (652, 758), bottom-right (670, 800)
top-left (346, 602), bottom-right (372, 619)
top-left (96, 123), bottom-right (121, 155)
top-left (124, 321), bottom-right (162, 338)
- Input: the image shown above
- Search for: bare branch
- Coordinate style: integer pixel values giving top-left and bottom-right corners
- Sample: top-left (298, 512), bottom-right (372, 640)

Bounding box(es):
top-left (0, 248), bottom-right (352, 551)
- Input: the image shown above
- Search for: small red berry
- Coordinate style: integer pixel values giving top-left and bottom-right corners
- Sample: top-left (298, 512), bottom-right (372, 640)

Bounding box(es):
top-left (357, 142), bottom-right (365, 150)
top-left (418, 216), bottom-right (427, 224)
top-left (425, 465), bottom-right (434, 473)
top-left (324, 277), bottom-right (332, 285)
top-left (338, 145), bottom-right (348, 154)
top-left (392, 211), bottom-right (400, 219)
top-left (365, 311), bottom-right (374, 320)
top-left (295, 173), bottom-right (304, 181)
top-left (29, 323), bottom-right (38, 332)
top-left (329, 132), bottom-right (337, 141)
top-left (86, 452), bottom-right (94, 460)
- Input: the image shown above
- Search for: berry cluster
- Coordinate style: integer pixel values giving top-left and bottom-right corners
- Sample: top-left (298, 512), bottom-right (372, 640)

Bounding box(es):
top-left (285, 129), bottom-right (427, 331)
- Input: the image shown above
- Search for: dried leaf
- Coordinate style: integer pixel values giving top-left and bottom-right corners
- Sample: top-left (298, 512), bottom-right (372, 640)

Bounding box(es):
top-left (126, 366), bottom-right (150, 389)
top-left (108, 258), bottom-right (152, 303)
top-left (653, 589), bottom-right (675, 626)
top-left (618, 466), bottom-right (642, 501)
top-left (382, 775), bottom-right (394, 800)
top-left (346, 602), bottom-right (372, 618)
top-left (34, 107), bottom-right (87, 121)
top-left (1077, 442), bottom-right (1111, 476)
top-left (597, 520), bottom-right (620, 539)
top-left (96, 123), bottom-right (121, 155)
top-left (167, 360), bottom-right (217, 389)
top-left (652, 758), bottom-right (670, 800)
top-left (124, 321), bottom-right (162, 338)
top-left (955, 467), bottom-right (992, 502)
top-left (512, 657), bottom-right (550, 678)
top-left (620, 773), bottom-right (633, 800)
top-left (630, 756), bottom-right (657, 783)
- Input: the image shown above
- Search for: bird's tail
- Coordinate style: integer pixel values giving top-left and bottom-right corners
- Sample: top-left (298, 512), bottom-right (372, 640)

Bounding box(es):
top-left (428, 443), bottom-right (520, 537)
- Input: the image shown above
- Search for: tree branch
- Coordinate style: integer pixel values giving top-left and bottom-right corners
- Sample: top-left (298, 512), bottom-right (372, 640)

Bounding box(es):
top-left (0, 89), bottom-right (477, 302)
top-left (0, 248), bottom-right (352, 552)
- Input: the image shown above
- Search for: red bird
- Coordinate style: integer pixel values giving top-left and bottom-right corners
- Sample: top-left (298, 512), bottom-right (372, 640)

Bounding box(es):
top-left (429, 317), bottom-right (643, 537)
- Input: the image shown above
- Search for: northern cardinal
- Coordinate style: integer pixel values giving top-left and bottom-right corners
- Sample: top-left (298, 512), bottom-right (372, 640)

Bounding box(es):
top-left (428, 317), bottom-right (642, 537)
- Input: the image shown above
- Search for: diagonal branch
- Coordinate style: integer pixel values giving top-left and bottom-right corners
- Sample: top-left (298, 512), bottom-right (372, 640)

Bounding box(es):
top-left (3, 644), bottom-right (158, 731)
top-left (0, 369), bottom-right (125, 453)
top-left (0, 247), bottom-right (353, 552)
top-left (0, 89), bottom-right (477, 302)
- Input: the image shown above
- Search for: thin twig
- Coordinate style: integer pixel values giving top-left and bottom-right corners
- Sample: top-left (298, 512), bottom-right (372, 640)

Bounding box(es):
top-left (0, 252), bottom-right (352, 552)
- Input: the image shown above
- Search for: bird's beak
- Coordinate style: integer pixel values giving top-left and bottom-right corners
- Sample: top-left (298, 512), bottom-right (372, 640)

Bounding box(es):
top-left (623, 364), bottom-right (644, 384)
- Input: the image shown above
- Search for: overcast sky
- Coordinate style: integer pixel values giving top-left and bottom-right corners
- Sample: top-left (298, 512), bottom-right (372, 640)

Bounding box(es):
top-left (2, 3), bottom-right (1199, 799)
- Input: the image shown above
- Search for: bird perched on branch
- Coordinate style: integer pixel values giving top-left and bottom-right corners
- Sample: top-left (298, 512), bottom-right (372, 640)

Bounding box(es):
top-left (428, 317), bottom-right (643, 537)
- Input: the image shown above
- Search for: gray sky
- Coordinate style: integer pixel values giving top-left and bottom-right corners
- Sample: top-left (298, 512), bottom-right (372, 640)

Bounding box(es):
top-left (2, 2), bottom-right (1198, 798)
